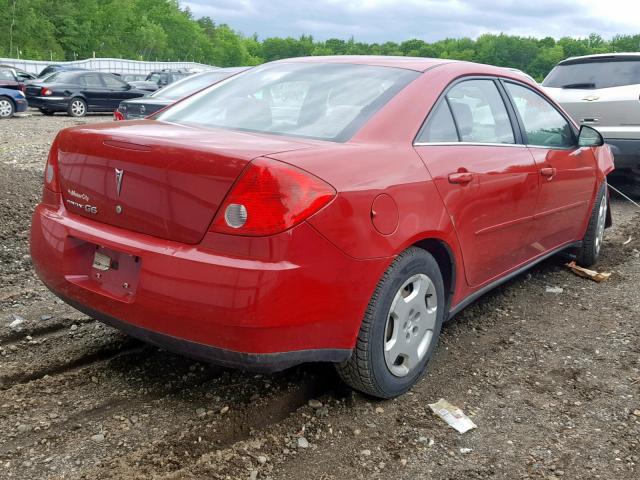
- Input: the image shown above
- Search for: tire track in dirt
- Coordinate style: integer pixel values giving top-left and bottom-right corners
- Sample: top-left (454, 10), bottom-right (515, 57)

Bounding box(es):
top-left (0, 321), bottom-right (137, 389)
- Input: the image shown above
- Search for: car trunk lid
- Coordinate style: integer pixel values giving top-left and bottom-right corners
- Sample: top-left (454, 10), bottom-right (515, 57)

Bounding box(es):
top-left (544, 85), bottom-right (640, 129)
top-left (56, 120), bottom-right (313, 244)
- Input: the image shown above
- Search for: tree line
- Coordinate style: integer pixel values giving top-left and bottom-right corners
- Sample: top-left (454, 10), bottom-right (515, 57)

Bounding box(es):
top-left (1, 0), bottom-right (639, 80)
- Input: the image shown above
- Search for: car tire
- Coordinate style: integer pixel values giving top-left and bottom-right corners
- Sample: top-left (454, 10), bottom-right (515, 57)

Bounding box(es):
top-left (39, 108), bottom-right (54, 116)
top-left (336, 247), bottom-right (445, 399)
top-left (67, 97), bottom-right (87, 117)
top-left (576, 182), bottom-right (608, 267)
top-left (0, 96), bottom-right (15, 119)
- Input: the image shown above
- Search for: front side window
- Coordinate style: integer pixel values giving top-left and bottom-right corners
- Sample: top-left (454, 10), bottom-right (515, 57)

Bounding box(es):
top-left (102, 74), bottom-right (126, 88)
top-left (80, 74), bottom-right (103, 87)
top-left (505, 82), bottom-right (575, 149)
top-left (446, 80), bottom-right (515, 144)
top-left (157, 63), bottom-right (419, 142)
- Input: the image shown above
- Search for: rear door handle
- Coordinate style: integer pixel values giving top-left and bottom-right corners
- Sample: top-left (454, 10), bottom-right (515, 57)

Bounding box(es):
top-left (540, 167), bottom-right (557, 178)
top-left (448, 172), bottom-right (474, 184)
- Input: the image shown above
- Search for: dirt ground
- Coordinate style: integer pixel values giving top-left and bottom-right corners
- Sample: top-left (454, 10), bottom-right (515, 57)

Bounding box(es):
top-left (0, 113), bottom-right (638, 480)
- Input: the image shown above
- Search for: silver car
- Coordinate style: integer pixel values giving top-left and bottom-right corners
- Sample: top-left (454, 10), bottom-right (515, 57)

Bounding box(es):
top-left (542, 53), bottom-right (640, 187)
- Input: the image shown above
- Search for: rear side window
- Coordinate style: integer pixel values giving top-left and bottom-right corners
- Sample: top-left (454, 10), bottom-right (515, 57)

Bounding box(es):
top-left (505, 82), bottom-right (575, 149)
top-left (446, 80), bottom-right (515, 144)
top-left (417, 102), bottom-right (458, 143)
top-left (543, 59), bottom-right (640, 89)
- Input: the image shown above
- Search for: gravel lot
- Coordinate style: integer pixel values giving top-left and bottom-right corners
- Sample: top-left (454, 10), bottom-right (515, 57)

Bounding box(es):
top-left (1, 113), bottom-right (639, 480)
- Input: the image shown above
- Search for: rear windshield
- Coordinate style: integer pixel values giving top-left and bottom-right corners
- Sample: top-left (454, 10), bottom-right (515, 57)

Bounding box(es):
top-left (151, 71), bottom-right (236, 101)
top-left (543, 59), bottom-right (640, 89)
top-left (156, 63), bottom-right (418, 142)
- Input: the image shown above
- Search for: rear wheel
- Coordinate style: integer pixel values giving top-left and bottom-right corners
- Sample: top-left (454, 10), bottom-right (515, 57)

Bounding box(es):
top-left (336, 247), bottom-right (445, 398)
top-left (576, 182), bottom-right (608, 267)
top-left (67, 97), bottom-right (87, 117)
top-left (0, 97), bottom-right (15, 118)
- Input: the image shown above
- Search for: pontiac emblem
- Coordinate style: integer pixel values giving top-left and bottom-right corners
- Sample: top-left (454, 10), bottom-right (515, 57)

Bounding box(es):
top-left (115, 168), bottom-right (124, 197)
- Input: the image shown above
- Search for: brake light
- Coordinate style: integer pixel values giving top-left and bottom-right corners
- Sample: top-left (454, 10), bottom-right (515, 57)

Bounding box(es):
top-left (113, 109), bottom-right (124, 121)
top-left (43, 147), bottom-right (60, 193)
top-left (210, 158), bottom-right (336, 236)
top-left (41, 87), bottom-right (52, 96)
top-left (19, 84), bottom-right (25, 93)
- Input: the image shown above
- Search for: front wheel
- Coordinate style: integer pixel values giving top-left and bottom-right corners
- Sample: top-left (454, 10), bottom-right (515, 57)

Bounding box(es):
top-left (576, 182), bottom-right (608, 267)
top-left (67, 97), bottom-right (87, 117)
top-left (336, 247), bottom-right (445, 398)
top-left (0, 97), bottom-right (15, 118)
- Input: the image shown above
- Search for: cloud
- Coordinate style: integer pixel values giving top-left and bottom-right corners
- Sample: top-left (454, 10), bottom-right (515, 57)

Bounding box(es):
top-left (182, 0), bottom-right (640, 42)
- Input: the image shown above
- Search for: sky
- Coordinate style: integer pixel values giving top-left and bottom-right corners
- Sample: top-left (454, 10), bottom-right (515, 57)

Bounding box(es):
top-left (183, 0), bottom-right (640, 43)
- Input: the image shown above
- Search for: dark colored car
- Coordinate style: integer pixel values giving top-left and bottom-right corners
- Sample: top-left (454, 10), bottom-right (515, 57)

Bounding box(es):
top-left (115, 67), bottom-right (250, 120)
top-left (146, 69), bottom-right (192, 87)
top-left (31, 57), bottom-right (614, 399)
top-left (0, 87), bottom-right (28, 118)
top-left (0, 65), bottom-right (37, 81)
top-left (0, 66), bottom-right (36, 92)
top-left (113, 73), bottom-right (159, 93)
top-left (25, 70), bottom-right (147, 117)
top-left (38, 64), bottom-right (86, 78)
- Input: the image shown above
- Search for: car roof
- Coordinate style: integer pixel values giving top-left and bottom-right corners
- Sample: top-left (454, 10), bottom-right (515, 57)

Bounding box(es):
top-left (558, 52), bottom-right (640, 65)
top-left (272, 55), bottom-right (449, 72)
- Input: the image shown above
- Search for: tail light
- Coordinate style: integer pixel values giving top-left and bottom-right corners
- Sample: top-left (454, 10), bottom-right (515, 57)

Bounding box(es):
top-left (113, 109), bottom-right (124, 121)
top-left (210, 158), bottom-right (336, 236)
top-left (41, 143), bottom-right (61, 207)
top-left (19, 84), bottom-right (25, 93)
top-left (41, 87), bottom-right (52, 96)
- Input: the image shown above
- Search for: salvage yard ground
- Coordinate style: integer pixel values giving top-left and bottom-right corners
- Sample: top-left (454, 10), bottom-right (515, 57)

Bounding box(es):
top-left (0, 113), bottom-right (639, 479)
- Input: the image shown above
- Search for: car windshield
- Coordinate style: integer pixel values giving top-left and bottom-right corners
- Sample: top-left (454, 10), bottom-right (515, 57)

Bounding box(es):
top-left (543, 59), bottom-right (640, 89)
top-left (157, 63), bottom-right (418, 142)
top-left (151, 71), bottom-right (238, 101)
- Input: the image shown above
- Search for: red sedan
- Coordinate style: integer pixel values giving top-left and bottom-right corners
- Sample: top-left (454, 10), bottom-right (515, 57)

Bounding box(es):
top-left (30, 56), bottom-right (614, 398)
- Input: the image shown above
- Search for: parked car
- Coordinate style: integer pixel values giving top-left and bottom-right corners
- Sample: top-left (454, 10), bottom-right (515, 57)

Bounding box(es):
top-left (0, 65), bottom-right (36, 92)
top-left (0, 64), bottom-right (37, 81)
top-left (0, 87), bottom-right (28, 118)
top-left (38, 64), bottom-right (86, 78)
top-left (114, 67), bottom-right (250, 120)
top-left (145, 69), bottom-right (192, 87)
top-left (25, 70), bottom-right (147, 117)
top-left (30, 57), bottom-right (613, 398)
top-left (112, 73), bottom-right (159, 93)
top-left (543, 53), bottom-right (640, 189)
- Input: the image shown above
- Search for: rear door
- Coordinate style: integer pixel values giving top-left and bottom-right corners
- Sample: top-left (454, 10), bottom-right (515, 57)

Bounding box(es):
top-left (503, 81), bottom-right (597, 250)
top-left (78, 73), bottom-right (109, 109)
top-left (414, 78), bottom-right (540, 287)
top-left (100, 73), bottom-right (138, 109)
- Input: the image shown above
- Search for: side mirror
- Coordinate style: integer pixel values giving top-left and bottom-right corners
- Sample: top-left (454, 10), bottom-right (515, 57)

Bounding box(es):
top-left (578, 125), bottom-right (604, 147)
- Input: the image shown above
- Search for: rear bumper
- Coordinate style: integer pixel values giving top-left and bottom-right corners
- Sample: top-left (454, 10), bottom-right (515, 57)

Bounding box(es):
top-left (604, 138), bottom-right (640, 171)
top-left (30, 201), bottom-right (388, 370)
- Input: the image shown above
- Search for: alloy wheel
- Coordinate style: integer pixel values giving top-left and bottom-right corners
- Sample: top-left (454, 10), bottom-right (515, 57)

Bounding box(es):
top-left (0, 99), bottom-right (13, 118)
top-left (70, 99), bottom-right (86, 116)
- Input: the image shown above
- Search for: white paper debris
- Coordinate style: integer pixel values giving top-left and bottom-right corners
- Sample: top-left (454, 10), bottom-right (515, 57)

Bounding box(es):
top-left (428, 399), bottom-right (477, 434)
top-left (545, 286), bottom-right (563, 294)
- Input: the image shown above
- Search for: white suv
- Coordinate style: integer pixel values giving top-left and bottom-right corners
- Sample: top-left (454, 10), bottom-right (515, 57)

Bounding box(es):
top-left (543, 53), bottom-right (640, 188)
